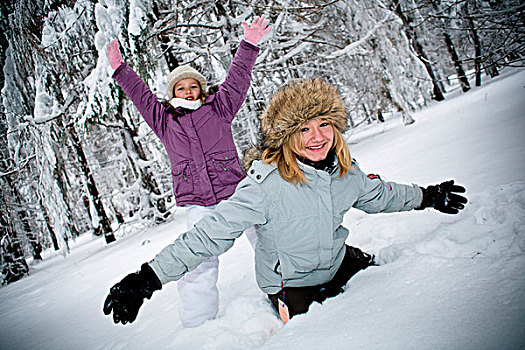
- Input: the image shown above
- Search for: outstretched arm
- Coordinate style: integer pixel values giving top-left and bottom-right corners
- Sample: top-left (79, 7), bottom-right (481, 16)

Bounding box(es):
top-left (242, 14), bottom-right (272, 46)
top-left (106, 39), bottom-right (124, 70)
top-left (353, 162), bottom-right (423, 213)
top-left (103, 177), bottom-right (268, 325)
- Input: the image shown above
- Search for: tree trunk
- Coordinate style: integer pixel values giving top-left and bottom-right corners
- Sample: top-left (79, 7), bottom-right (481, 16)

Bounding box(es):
top-left (214, 1), bottom-right (237, 57)
top-left (39, 197), bottom-right (62, 252)
top-left (443, 32), bottom-right (470, 92)
top-left (0, 189), bottom-right (29, 284)
top-left (0, 232), bottom-right (29, 285)
top-left (432, 1), bottom-right (470, 92)
top-left (67, 125), bottom-right (116, 244)
top-left (50, 123), bottom-right (81, 238)
top-left (403, 112), bottom-right (415, 125)
top-left (391, 0), bottom-right (445, 101)
top-left (0, 147), bottom-right (43, 260)
top-left (111, 198), bottom-right (125, 225)
top-left (463, 2), bottom-right (482, 86)
top-left (483, 55), bottom-right (499, 78)
top-left (151, 2), bottom-right (179, 72)
top-left (377, 110), bottom-right (385, 123)
top-left (10, 180), bottom-right (43, 259)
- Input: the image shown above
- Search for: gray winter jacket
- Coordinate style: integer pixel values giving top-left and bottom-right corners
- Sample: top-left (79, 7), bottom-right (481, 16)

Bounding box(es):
top-left (149, 159), bottom-right (422, 294)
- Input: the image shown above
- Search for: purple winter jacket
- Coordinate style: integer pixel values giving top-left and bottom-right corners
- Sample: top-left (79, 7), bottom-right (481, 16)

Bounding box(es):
top-left (113, 40), bottom-right (260, 207)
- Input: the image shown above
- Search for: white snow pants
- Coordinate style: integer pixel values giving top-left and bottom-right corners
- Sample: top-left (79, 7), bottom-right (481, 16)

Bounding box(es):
top-left (178, 205), bottom-right (257, 327)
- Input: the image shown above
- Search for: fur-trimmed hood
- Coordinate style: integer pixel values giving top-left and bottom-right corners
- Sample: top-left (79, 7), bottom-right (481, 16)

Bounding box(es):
top-left (242, 145), bottom-right (265, 172)
top-left (261, 78), bottom-right (347, 147)
top-left (243, 78), bottom-right (348, 171)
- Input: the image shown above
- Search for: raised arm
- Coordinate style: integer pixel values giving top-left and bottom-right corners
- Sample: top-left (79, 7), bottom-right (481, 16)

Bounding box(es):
top-left (106, 39), bottom-right (169, 138)
top-left (213, 16), bottom-right (272, 121)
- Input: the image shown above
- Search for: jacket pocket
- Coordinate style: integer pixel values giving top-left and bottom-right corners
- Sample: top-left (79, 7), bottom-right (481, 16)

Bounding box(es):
top-left (274, 219), bottom-right (322, 280)
top-left (279, 253), bottom-right (320, 281)
top-left (172, 162), bottom-right (193, 196)
top-left (210, 150), bottom-right (244, 186)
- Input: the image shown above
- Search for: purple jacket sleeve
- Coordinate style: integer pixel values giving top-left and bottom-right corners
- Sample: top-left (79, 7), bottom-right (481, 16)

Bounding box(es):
top-left (112, 63), bottom-right (169, 138)
top-left (212, 40), bottom-right (260, 123)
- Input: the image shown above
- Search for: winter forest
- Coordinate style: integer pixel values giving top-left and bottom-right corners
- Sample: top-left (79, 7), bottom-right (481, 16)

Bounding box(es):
top-left (0, 0), bottom-right (523, 284)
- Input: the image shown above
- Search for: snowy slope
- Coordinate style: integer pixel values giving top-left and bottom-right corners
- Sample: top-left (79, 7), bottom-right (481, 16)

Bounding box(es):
top-left (0, 69), bottom-right (523, 350)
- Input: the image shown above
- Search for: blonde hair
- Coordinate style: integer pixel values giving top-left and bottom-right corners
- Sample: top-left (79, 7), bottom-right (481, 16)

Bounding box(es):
top-left (261, 123), bottom-right (352, 184)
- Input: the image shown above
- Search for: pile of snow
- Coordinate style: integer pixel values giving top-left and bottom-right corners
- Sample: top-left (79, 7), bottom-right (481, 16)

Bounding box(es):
top-left (0, 69), bottom-right (523, 349)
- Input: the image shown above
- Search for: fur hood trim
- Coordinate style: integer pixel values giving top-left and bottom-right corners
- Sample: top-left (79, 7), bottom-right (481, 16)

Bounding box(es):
top-left (260, 78), bottom-right (347, 149)
top-left (242, 145), bottom-right (264, 172)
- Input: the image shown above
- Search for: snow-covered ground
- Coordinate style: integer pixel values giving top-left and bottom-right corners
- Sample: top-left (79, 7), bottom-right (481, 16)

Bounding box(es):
top-left (1, 69), bottom-right (524, 350)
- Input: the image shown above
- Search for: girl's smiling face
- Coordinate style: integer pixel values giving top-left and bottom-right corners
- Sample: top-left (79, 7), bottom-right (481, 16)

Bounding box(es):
top-left (293, 118), bottom-right (334, 162)
top-left (174, 78), bottom-right (201, 100)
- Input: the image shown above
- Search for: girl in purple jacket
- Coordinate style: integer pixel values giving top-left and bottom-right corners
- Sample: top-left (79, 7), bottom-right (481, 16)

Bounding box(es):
top-left (106, 16), bottom-right (271, 327)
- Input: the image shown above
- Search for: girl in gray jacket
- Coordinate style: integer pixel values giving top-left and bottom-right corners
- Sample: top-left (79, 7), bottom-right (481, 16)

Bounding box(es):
top-left (103, 78), bottom-right (467, 325)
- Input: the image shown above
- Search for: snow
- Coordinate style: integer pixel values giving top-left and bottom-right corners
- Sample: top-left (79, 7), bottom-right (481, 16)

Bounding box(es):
top-left (1, 69), bottom-right (524, 349)
top-left (128, 0), bottom-right (149, 36)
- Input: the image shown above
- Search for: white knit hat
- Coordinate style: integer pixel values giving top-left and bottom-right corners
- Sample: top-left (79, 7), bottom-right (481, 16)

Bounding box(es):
top-left (166, 65), bottom-right (207, 99)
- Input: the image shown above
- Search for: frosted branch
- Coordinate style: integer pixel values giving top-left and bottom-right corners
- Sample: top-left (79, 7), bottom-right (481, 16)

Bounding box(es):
top-left (324, 12), bottom-right (393, 59)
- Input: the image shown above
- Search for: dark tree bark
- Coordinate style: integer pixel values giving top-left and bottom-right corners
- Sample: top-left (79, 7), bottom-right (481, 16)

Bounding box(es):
top-left (214, 0), bottom-right (237, 57)
top-left (462, 2), bottom-right (482, 86)
top-left (431, 1), bottom-right (470, 92)
top-left (11, 180), bottom-right (43, 259)
top-left (0, 189), bottom-right (30, 284)
top-left (39, 197), bottom-right (61, 252)
top-left (443, 32), bottom-right (470, 92)
top-left (151, 2), bottom-right (180, 72)
top-left (67, 124), bottom-right (116, 244)
top-left (50, 123), bottom-right (81, 238)
top-left (377, 110), bottom-right (385, 123)
top-left (0, 231), bottom-right (29, 285)
top-left (391, 0), bottom-right (445, 101)
top-left (0, 161), bottom-right (30, 283)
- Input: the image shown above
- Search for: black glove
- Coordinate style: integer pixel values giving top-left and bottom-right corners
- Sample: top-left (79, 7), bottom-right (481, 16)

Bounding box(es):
top-left (417, 180), bottom-right (467, 214)
top-left (103, 263), bottom-right (162, 325)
